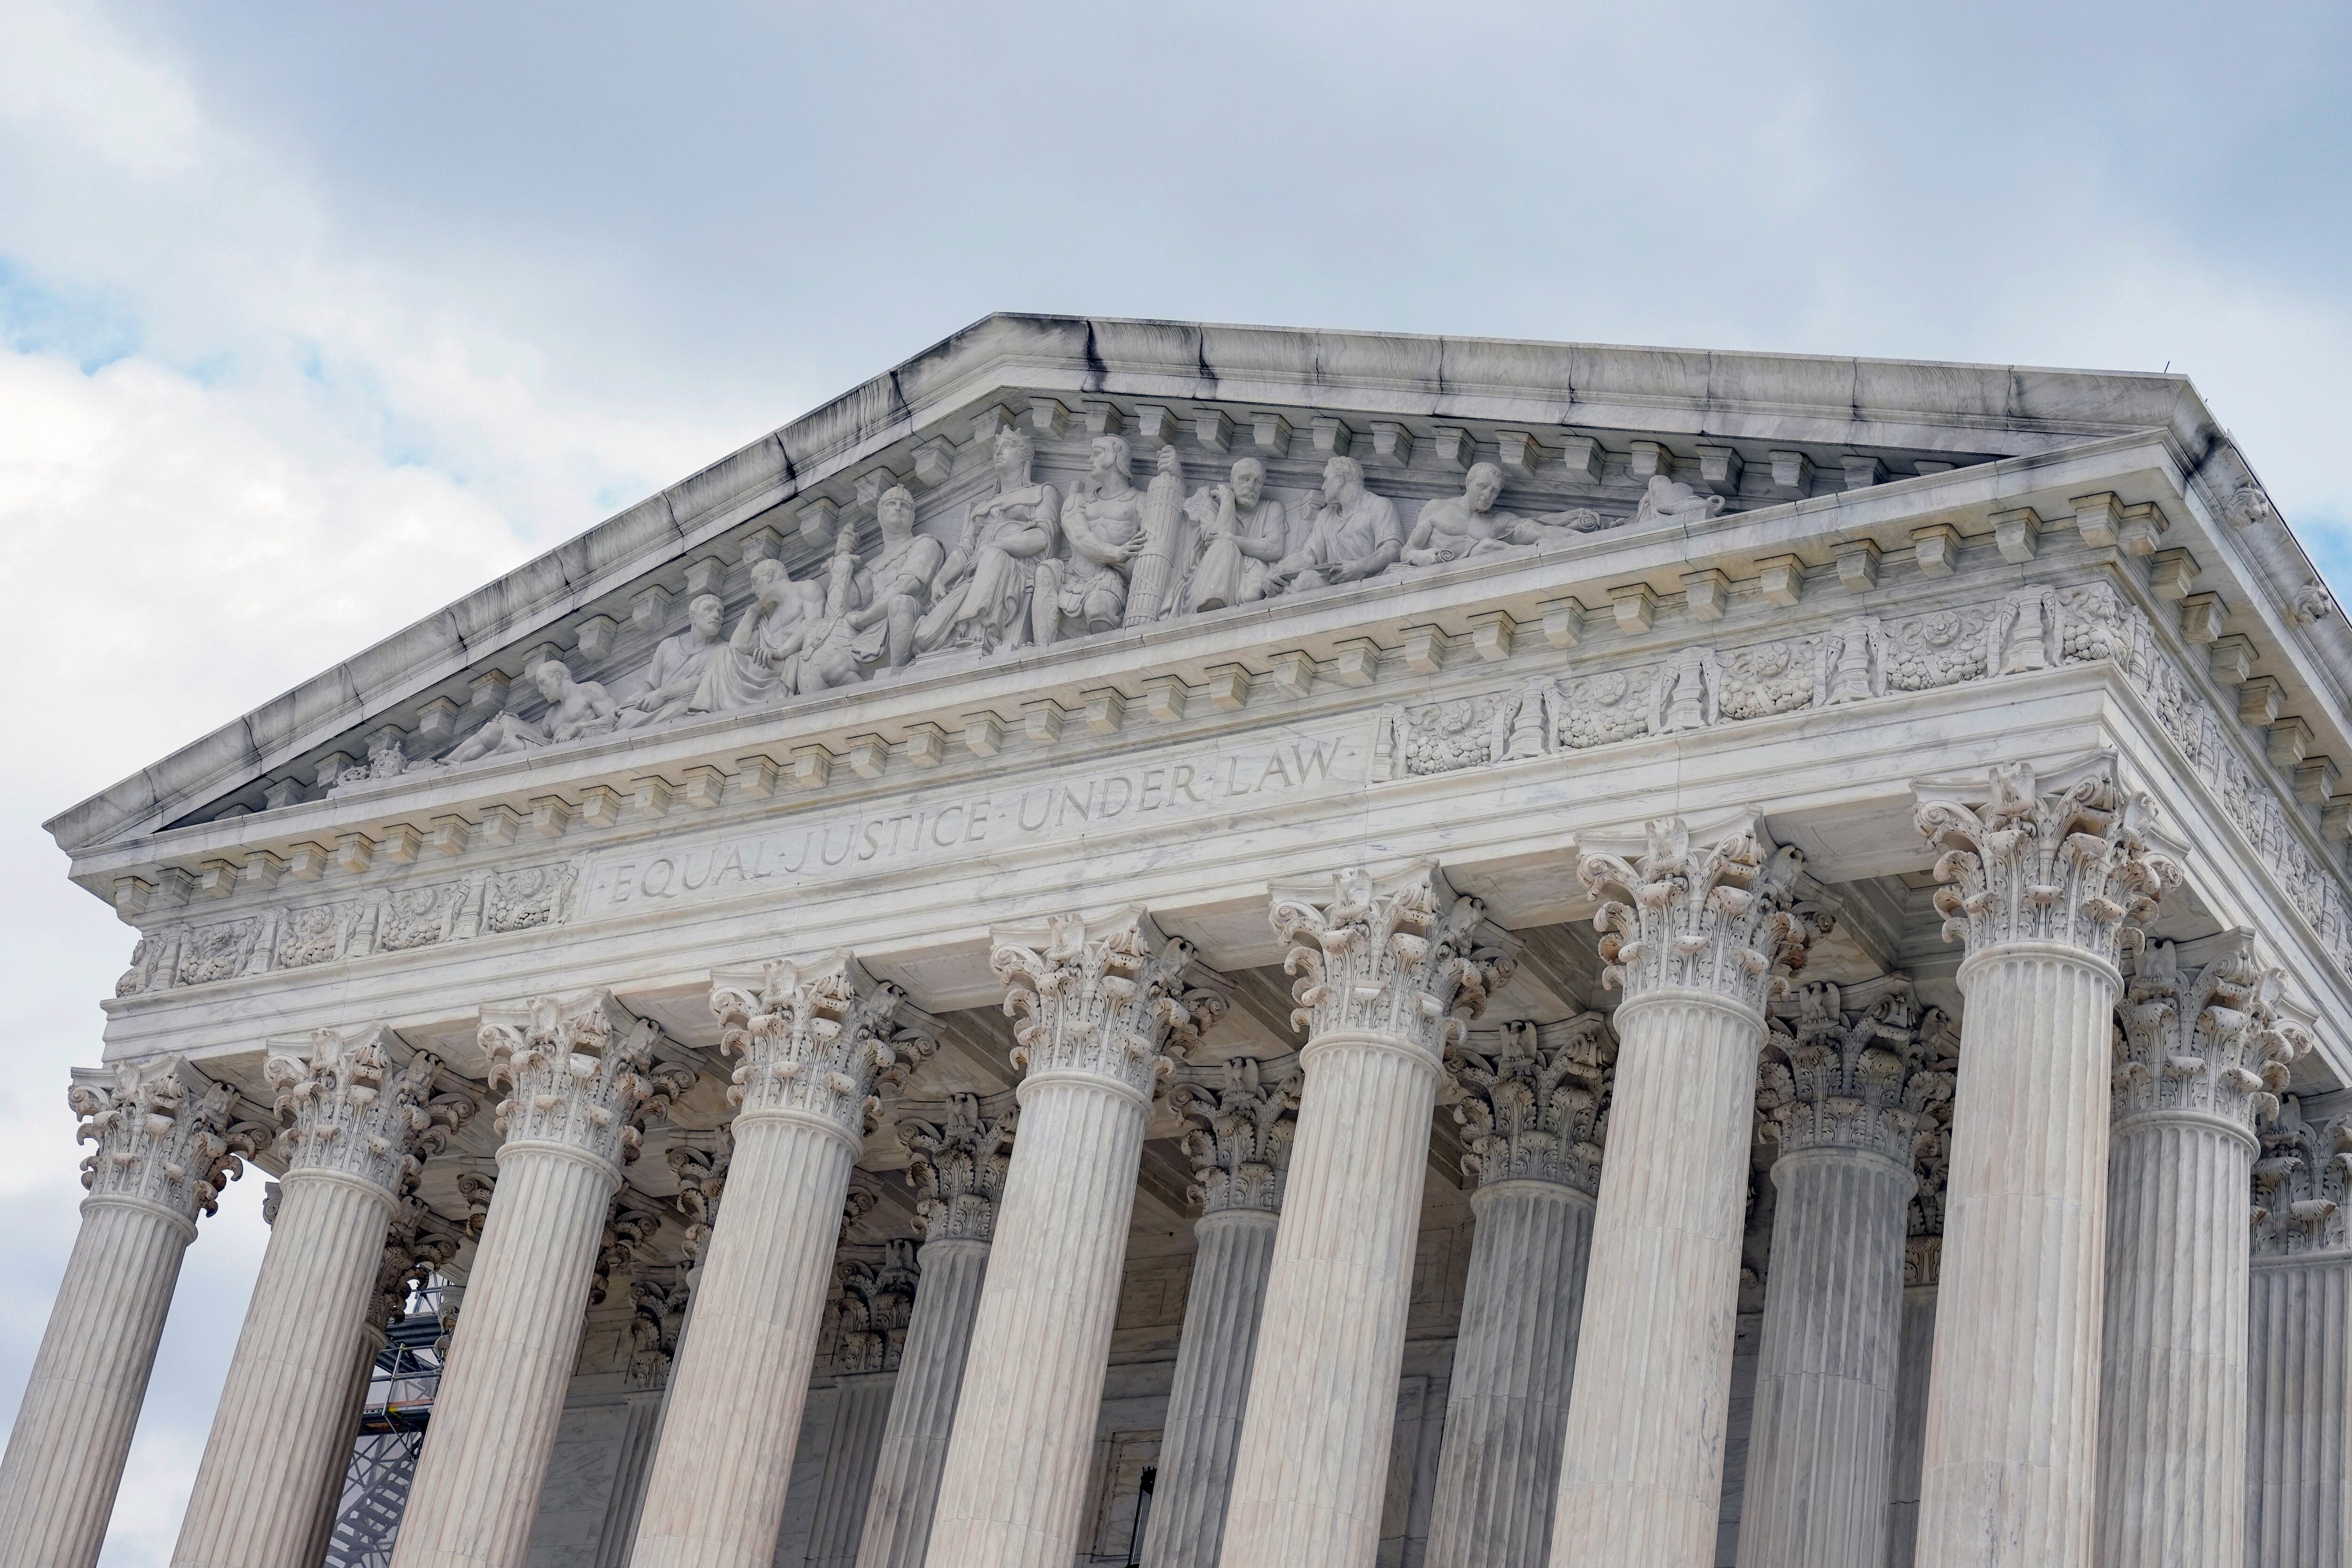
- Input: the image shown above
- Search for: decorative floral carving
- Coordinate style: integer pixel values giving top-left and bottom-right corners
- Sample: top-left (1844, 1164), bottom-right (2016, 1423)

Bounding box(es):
top-left (1714, 637), bottom-right (1816, 721)
top-left (69, 1058), bottom-right (260, 1221)
top-left (375, 886), bottom-right (465, 953)
top-left (478, 990), bottom-right (692, 1168)
top-left (1394, 695), bottom-right (1503, 777)
top-left (709, 954), bottom-right (935, 1140)
top-left (1579, 819), bottom-right (1821, 1011)
top-left (901, 1093), bottom-right (1016, 1243)
top-left (1884, 606), bottom-right (1990, 691)
top-left (1271, 864), bottom-right (1513, 1062)
top-left (628, 1266), bottom-right (691, 1388)
top-left (588, 1196), bottom-right (662, 1308)
top-left (1904, 1019), bottom-right (1958, 1288)
top-left (1554, 666), bottom-right (1656, 749)
top-left (456, 1169), bottom-right (496, 1236)
top-left (1756, 977), bottom-right (1946, 1165)
top-left (264, 1026), bottom-right (476, 1197)
top-left (2115, 936), bottom-right (2308, 1129)
top-left (482, 863), bottom-right (579, 934)
top-left (1170, 1057), bottom-right (1301, 1214)
top-left (373, 1199), bottom-right (466, 1329)
top-left (664, 1128), bottom-right (733, 1262)
top-left (2251, 1097), bottom-right (2352, 1257)
top-left (1915, 757), bottom-right (2183, 965)
top-left (1445, 1015), bottom-right (1613, 1194)
top-left (833, 1240), bottom-right (919, 1374)
top-left (177, 918), bottom-right (261, 986)
top-left (993, 909), bottom-right (1224, 1099)
top-left (277, 902), bottom-right (362, 970)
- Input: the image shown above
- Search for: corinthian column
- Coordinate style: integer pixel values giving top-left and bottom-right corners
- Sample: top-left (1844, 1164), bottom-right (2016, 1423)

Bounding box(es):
top-left (2099, 936), bottom-right (2305, 1568)
top-left (854, 1094), bottom-right (1014, 1568)
top-left (390, 990), bottom-right (691, 1568)
top-left (1137, 1057), bottom-right (1299, 1568)
top-left (923, 909), bottom-right (1223, 1568)
top-left (2246, 1096), bottom-right (2352, 1565)
top-left (1909, 758), bottom-right (2181, 1568)
top-left (1737, 980), bottom-right (1948, 1568)
top-left (632, 955), bottom-right (933, 1568)
top-left (1221, 864), bottom-right (1514, 1568)
top-left (0, 1059), bottom-right (252, 1568)
top-left (174, 1028), bottom-right (472, 1568)
top-left (1885, 1026), bottom-right (1955, 1568)
top-left (804, 1242), bottom-right (919, 1568)
top-left (1549, 819), bottom-right (1821, 1568)
top-left (1426, 1016), bottom-right (1613, 1568)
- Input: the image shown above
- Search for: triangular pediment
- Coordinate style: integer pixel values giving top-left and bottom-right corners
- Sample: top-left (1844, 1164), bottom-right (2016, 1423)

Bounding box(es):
top-left (45, 312), bottom-right (2290, 862)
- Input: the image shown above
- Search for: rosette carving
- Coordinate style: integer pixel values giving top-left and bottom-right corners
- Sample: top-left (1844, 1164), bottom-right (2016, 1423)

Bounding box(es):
top-left (1756, 978), bottom-right (1949, 1165)
top-left (263, 1026), bottom-right (475, 1199)
top-left (2116, 935), bottom-right (2309, 1130)
top-left (1445, 1016), bottom-right (1614, 1194)
top-left (1579, 819), bottom-right (1822, 1011)
top-left (992, 909), bottom-right (1225, 1099)
top-left (709, 954), bottom-right (936, 1141)
top-left (2251, 1096), bottom-right (2352, 1257)
top-left (834, 1239), bottom-right (920, 1374)
top-left (1271, 864), bottom-right (1513, 1061)
top-left (901, 1093), bottom-right (1016, 1242)
top-left (1914, 756), bottom-right (2183, 965)
top-left (69, 1057), bottom-right (260, 1221)
top-left (478, 990), bottom-right (693, 1168)
top-left (1170, 1057), bottom-right (1301, 1214)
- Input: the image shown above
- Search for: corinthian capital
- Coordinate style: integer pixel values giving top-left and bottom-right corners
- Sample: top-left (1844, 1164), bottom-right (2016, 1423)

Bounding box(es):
top-left (1905, 1022), bottom-right (1959, 1288)
top-left (665, 1128), bottom-right (733, 1262)
top-left (992, 909), bottom-right (1224, 1099)
top-left (1171, 1057), bottom-right (1301, 1215)
top-left (901, 1093), bottom-right (1015, 1242)
top-left (373, 1198), bottom-right (466, 1329)
top-left (69, 1057), bottom-right (261, 1222)
top-left (1446, 1016), bottom-right (1614, 1195)
top-left (1757, 977), bottom-right (1951, 1167)
top-left (710, 954), bottom-right (937, 1141)
top-left (478, 990), bottom-right (692, 1169)
top-left (834, 1239), bottom-right (919, 1374)
top-left (264, 1026), bottom-right (476, 1199)
top-left (2118, 935), bottom-right (2309, 1131)
top-left (1271, 864), bottom-right (1514, 1061)
top-left (1579, 819), bottom-right (1822, 1012)
top-left (2252, 1095), bottom-right (2352, 1257)
top-left (1914, 755), bottom-right (2183, 967)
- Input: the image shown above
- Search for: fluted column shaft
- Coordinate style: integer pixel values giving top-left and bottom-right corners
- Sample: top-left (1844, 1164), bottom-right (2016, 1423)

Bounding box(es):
top-left (2245, 1253), bottom-right (2352, 1567)
top-left (629, 1114), bottom-right (858, 1568)
top-left (804, 1372), bottom-right (896, 1568)
top-left (2097, 1113), bottom-right (2254, 1568)
top-left (0, 1194), bottom-right (196, 1568)
top-left (1427, 1178), bottom-right (1599, 1568)
top-left (1550, 989), bottom-right (1762, 1567)
top-left (1137, 1206), bottom-right (1279, 1568)
top-left (390, 1141), bottom-right (616, 1568)
top-left (174, 1170), bottom-right (397, 1568)
top-left (855, 1236), bottom-right (991, 1568)
top-left (922, 1072), bottom-right (1151, 1568)
top-left (1885, 1287), bottom-right (1937, 1568)
top-left (302, 1322), bottom-right (385, 1568)
top-left (1915, 945), bottom-right (2116, 1568)
top-left (1737, 1146), bottom-right (1914, 1568)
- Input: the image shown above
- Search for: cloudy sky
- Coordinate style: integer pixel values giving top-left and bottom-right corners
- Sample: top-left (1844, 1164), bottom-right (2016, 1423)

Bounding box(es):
top-left (3, 3), bottom-right (2348, 1560)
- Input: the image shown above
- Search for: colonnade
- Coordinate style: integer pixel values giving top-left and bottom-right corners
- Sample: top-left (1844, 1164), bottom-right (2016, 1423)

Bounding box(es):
top-left (1, 760), bottom-right (2339, 1568)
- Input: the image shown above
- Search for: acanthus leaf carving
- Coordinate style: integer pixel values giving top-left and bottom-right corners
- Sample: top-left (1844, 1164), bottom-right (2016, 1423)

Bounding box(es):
top-left (1903, 1019), bottom-right (1959, 1288)
top-left (477, 989), bottom-right (689, 1169)
top-left (1271, 864), bottom-right (1513, 1062)
top-left (708, 953), bottom-right (936, 1141)
top-left (900, 1093), bottom-right (1016, 1243)
top-left (2251, 1096), bottom-right (2352, 1257)
top-left (2115, 934), bottom-right (2309, 1130)
top-left (1445, 1015), bottom-right (1614, 1194)
top-left (264, 1026), bottom-right (476, 1199)
top-left (1169, 1057), bottom-right (1301, 1215)
top-left (1755, 976), bottom-right (1945, 1167)
top-left (69, 1057), bottom-right (260, 1221)
top-left (992, 909), bottom-right (1224, 1099)
top-left (832, 1239), bottom-right (919, 1374)
top-left (664, 1128), bottom-right (733, 1263)
top-left (1579, 819), bottom-right (1822, 1012)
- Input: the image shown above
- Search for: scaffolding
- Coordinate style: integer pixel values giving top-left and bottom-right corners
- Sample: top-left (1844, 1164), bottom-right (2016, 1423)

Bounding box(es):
top-left (322, 1282), bottom-right (451, 1568)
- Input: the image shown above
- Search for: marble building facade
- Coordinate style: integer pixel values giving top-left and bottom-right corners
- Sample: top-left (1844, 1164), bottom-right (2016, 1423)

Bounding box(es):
top-left (5, 313), bottom-right (2350, 1568)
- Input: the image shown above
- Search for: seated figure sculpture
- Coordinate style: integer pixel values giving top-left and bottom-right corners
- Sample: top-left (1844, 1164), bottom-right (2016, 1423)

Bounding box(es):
top-left (692, 557), bottom-right (824, 713)
top-left (918, 425), bottom-right (1060, 655)
top-left (785, 527), bottom-right (873, 694)
top-left (1179, 456), bottom-right (1289, 611)
top-left (1034, 434), bottom-right (1145, 645)
top-left (443, 659), bottom-right (616, 765)
top-left (1632, 472), bottom-right (1728, 527)
top-left (613, 592), bottom-right (727, 729)
top-left (846, 485), bottom-right (946, 673)
top-left (1401, 461), bottom-right (1605, 565)
top-left (1266, 455), bottom-right (1402, 594)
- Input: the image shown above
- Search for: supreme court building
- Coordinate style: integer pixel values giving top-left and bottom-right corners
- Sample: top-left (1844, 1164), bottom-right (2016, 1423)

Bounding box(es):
top-left (6, 314), bottom-right (2351, 1568)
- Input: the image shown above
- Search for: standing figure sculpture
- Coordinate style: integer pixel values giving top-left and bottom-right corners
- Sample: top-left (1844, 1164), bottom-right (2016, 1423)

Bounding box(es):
top-left (918, 425), bottom-right (1060, 656)
top-left (614, 592), bottom-right (728, 729)
top-left (1180, 456), bottom-right (1290, 611)
top-left (691, 557), bottom-right (823, 713)
top-left (1402, 461), bottom-right (1605, 565)
top-left (846, 486), bottom-right (946, 673)
top-left (1267, 455), bottom-right (1403, 593)
top-left (1034, 434), bottom-right (1145, 645)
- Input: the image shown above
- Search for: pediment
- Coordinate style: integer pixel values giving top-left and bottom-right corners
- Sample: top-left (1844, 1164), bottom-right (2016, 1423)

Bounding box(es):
top-left (44, 313), bottom-right (2296, 866)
